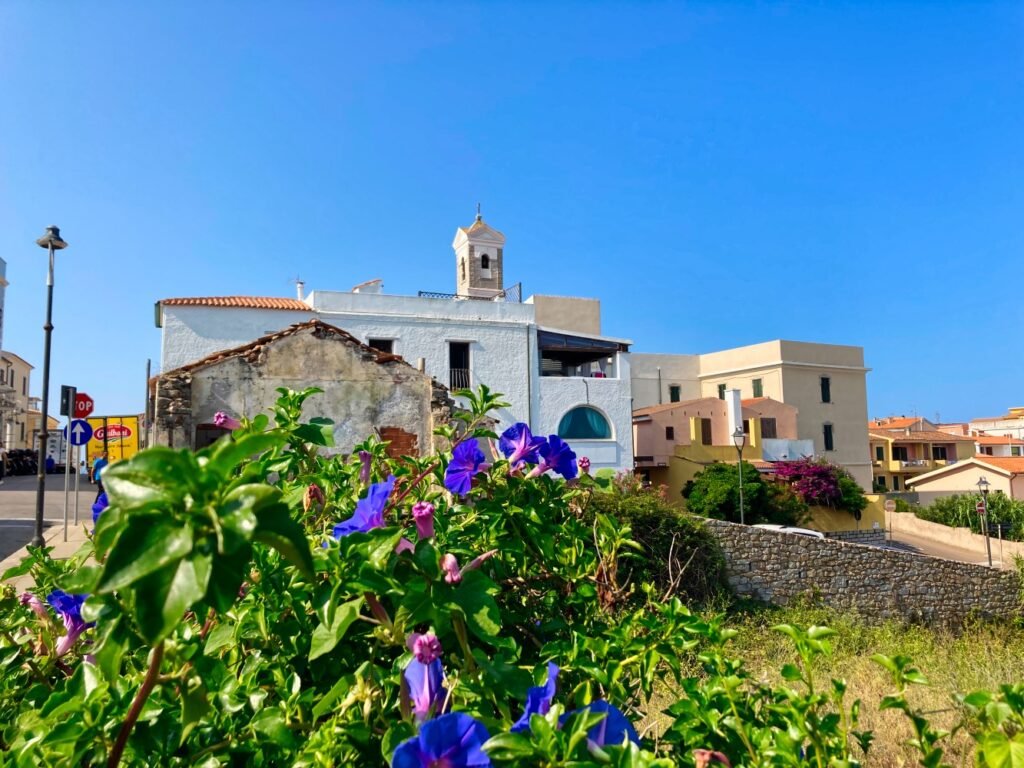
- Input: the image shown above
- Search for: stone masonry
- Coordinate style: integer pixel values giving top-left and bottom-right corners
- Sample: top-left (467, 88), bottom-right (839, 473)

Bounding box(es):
top-left (704, 519), bottom-right (1021, 625)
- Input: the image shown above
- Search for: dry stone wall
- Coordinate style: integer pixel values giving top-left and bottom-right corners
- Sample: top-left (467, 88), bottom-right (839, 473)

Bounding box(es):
top-left (704, 519), bottom-right (1021, 625)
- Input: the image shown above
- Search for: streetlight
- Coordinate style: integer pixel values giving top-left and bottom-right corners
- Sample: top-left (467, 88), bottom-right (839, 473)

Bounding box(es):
top-left (733, 425), bottom-right (747, 525)
top-left (976, 475), bottom-right (993, 568)
top-left (31, 225), bottom-right (67, 548)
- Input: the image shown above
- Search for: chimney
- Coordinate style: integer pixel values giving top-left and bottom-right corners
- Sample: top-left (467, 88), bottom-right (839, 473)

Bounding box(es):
top-left (296, 279), bottom-right (305, 301)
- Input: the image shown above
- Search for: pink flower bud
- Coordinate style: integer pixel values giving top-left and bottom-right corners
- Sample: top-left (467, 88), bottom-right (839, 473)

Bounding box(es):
top-left (358, 451), bottom-right (372, 486)
top-left (406, 632), bottom-right (443, 664)
top-left (578, 456), bottom-right (591, 474)
top-left (412, 501), bottom-right (435, 540)
top-left (19, 593), bottom-right (48, 621)
top-left (213, 411), bottom-right (242, 430)
top-left (303, 483), bottom-right (325, 514)
top-left (395, 537), bottom-right (415, 555)
top-left (441, 553), bottom-right (462, 584)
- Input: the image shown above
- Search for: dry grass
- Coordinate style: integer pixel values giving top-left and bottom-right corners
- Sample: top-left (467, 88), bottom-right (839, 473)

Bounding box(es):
top-left (642, 603), bottom-right (1024, 766)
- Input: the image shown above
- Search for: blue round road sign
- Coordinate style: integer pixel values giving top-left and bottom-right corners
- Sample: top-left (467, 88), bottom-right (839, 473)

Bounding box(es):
top-left (64, 419), bottom-right (94, 446)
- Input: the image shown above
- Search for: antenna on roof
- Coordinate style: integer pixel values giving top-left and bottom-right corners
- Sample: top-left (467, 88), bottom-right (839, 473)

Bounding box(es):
top-left (475, 202), bottom-right (482, 222)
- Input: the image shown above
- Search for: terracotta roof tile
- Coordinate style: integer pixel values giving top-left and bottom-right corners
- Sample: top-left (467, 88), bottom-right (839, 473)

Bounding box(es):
top-left (161, 296), bottom-right (311, 311)
top-left (974, 435), bottom-right (1024, 446)
top-left (633, 397), bottom-right (721, 417)
top-left (974, 456), bottom-right (1024, 474)
top-left (869, 429), bottom-right (974, 443)
top-left (868, 417), bottom-right (927, 429)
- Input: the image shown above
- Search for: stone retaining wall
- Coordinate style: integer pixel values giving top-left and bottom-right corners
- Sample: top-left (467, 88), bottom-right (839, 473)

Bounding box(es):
top-left (704, 519), bottom-right (1021, 625)
top-left (825, 529), bottom-right (887, 546)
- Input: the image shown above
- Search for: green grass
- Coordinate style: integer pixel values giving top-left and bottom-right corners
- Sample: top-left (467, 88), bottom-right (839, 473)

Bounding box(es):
top-left (642, 600), bottom-right (1024, 766)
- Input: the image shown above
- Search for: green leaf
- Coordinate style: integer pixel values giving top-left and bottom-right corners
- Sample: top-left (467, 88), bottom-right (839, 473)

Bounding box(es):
top-left (980, 733), bottom-right (1024, 768)
top-left (205, 544), bottom-right (252, 613)
top-left (253, 502), bottom-right (315, 579)
top-left (204, 622), bottom-right (235, 655)
top-left (250, 708), bottom-right (296, 748)
top-left (294, 417), bottom-right (335, 447)
top-left (482, 732), bottom-right (536, 760)
top-left (59, 564), bottom-right (101, 594)
top-left (90, 616), bottom-right (129, 682)
top-left (309, 598), bottom-right (363, 660)
top-left (451, 571), bottom-right (502, 642)
top-left (96, 518), bottom-right (194, 594)
top-left (780, 663), bottom-right (804, 682)
top-left (102, 448), bottom-right (196, 510)
top-left (206, 432), bottom-right (285, 479)
top-left (133, 552), bottom-right (212, 644)
top-left (218, 484), bottom-right (278, 554)
top-left (180, 677), bottom-right (211, 744)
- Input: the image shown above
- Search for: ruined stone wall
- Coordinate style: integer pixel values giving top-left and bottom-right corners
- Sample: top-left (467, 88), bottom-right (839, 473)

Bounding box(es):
top-left (704, 519), bottom-right (1020, 625)
top-left (153, 373), bottom-right (193, 449)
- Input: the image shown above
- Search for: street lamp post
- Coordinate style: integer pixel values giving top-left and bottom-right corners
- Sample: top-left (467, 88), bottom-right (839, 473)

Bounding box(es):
top-left (733, 425), bottom-right (747, 525)
top-left (31, 226), bottom-right (67, 548)
top-left (977, 475), bottom-right (993, 568)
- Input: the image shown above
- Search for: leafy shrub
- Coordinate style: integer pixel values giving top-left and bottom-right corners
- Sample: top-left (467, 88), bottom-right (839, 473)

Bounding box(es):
top-left (2, 386), bottom-right (1023, 767)
top-left (917, 493), bottom-right (1024, 541)
top-left (586, 482), bottom-right (727, 605)
top-left (774, 457), bottom-right (868, 518)
top-left (682, 462), bottom-right (808, 526)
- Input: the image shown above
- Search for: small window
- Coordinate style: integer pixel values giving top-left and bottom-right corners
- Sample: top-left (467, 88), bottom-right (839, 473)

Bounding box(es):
top-left (742, 419), bottom-right (750, 435)
top-left (752, 378), bottom-right (763, 398)
top-left (761, 418), bottom-right (777, 439)
top-left (669, 385), bottom-right (681, 403)
top-left (823, 423), bottom-right (834, 451)
top-left (22, 377), bottom-right (27, 396)
top-left (558, 406), bottom-right (612, 440)
top-left (932, 446), bottom-right (947, 461)
top-left (449, 342), bottom-right (471, 390)
top-left (1013, 447), bottom-right (1022, 457)
top-left (984, 446), bottom-right (994, 456)
top-left (820, 376), bottom-right (831, 403)
top-left (876, 475), bottom-right (887, 490)
top-left (875, 446), bottom-right (884, 461)
top-left (700, 418), bottom-right (713, 446)
top-left (481, 253), bottom-right (490, 269)
top-left (368, 339), bottom-right (394, 354)
top-left (665, 426), bottom-right (675, 441)
top-left (717, 383), bottom-right (727, 400)
top-left (892, 475), bottom-right (900, 491)
top-left (461, 259), bottom-right (466, 281)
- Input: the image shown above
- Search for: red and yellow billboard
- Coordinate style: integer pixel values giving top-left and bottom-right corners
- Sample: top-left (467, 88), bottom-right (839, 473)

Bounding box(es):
top-left (86, 415), bottom-right (141, 465)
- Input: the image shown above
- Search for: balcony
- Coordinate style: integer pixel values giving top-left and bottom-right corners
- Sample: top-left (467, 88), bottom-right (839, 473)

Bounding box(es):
top-left (449, 368), bottom-right (471, 390)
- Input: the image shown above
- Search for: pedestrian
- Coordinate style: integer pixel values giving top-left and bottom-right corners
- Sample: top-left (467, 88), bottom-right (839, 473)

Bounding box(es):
top-left (93, 451), bottom-right (109, 502)
top-left (0, 442), bottom-right (6, 485)
top-left (45, 453), bottom-right (55, 474)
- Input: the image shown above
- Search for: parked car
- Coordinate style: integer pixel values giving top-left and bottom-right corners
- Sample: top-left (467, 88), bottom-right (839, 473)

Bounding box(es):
top-left (753, 523), bottom-right (826, 540)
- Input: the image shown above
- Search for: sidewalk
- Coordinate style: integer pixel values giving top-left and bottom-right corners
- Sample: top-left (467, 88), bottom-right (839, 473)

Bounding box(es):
top-left (0, 473), bottom-right (94, 591)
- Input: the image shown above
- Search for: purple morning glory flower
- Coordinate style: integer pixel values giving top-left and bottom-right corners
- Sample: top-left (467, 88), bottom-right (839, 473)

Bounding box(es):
top-left (92, 493), bottom-right (109, 525)
top-left (331, 475), bottom-right (396, 539)
top-left (391, 712), bottom-right (492, 768)
top-left (412, 501), bottom-right (435, 540)
top-left (45, 589), bottom-right (94, 657)
top-left (498, 423), bottom-right (544, 468)
top-left (444, 439), bottom-right (487, 497)
top-left (511, 662), bottom-right (560, 733)
top-left (526, 436), bottom-right (578, 480)
top-left (403, 658), bottom-right (447, 722)
top-left (561, 701), bottom-right (640, 747)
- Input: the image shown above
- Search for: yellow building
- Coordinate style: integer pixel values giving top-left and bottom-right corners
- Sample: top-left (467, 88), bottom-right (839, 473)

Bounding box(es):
top-left (868, 416), bottom-right (975, 492)
top-left (0, 351), bottom-right (34, 450)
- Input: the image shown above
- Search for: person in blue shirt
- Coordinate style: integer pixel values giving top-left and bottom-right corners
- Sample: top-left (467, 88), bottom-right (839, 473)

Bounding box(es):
top-left (93, 452), bottom-right (109, 502)
top-left (45, 454), bottom-right (55, 474)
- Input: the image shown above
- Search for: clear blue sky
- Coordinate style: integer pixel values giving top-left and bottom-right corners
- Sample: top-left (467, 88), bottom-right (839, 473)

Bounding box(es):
top-left (1, 2), bottom-right (1021, 425)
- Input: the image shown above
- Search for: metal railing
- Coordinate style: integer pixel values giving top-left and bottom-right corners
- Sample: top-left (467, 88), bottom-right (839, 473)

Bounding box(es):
top-left (449, 368), bottom-right (471, 390)
top-left (419, 282), bottom-right (522, 303)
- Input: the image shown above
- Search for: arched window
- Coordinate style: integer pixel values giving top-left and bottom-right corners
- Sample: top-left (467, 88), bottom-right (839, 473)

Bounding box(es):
top-left (481, 253), bottom-right (490, 269)
top-left (461, 259), bottom-right (466, 281)
top-left (557, 406), bottom-right (612, 440)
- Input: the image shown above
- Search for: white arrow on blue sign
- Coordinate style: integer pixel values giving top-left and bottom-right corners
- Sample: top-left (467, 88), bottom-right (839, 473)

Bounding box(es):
top-left (63, 419), bottom-right (94, 446)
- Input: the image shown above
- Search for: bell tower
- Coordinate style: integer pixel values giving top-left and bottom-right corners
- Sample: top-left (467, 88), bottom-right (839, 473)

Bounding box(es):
top-left (452, 205), bottom-right (505, 297)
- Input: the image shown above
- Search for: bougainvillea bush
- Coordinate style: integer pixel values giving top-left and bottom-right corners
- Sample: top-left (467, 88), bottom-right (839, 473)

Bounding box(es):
top-left (2, 387), bottom-right (1023, 767)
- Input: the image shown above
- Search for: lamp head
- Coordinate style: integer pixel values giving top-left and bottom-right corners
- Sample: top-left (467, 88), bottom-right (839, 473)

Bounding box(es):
top-left (732, 426), bottom-right (746, 449)
top-left (36, 226), bottom-right (67, 250)
top-left (977, 475), bottom-right (991, 495)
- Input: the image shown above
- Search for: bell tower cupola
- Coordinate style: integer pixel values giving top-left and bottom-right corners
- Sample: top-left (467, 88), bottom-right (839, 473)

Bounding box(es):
top-left (452, 204), bottom-right (505, 297)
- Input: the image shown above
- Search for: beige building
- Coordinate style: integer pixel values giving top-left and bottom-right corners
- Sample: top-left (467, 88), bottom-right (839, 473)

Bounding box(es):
top-left (868, 417), bottom-right (975, 492)
top-left (632, 340), bottom-right (872, 489)
top-left (0, 351), bottom-right (34, 450)
top-left (906, 456), bottom-right (1024, 504)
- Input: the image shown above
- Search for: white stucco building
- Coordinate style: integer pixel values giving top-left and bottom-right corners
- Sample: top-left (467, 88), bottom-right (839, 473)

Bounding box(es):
top-left (155, 212), bottom-right (634, 471)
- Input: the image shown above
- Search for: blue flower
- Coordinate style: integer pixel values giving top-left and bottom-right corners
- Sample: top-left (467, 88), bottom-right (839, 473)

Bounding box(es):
top-left (391, 712), bottom-right (493, 768)
top-left (45, 590), bottom-right (94, 657)
top-left (498, 423), bottom-right (544, 468)
top-left (331, 475), bottom-right (396, 539)
top-left (91, 493), bottom-right (109, 525)
top-left (529, 435), bottom-right (578, 480)
top-left (511, 662), bottom-right (559, 732)
top-left (403, 658), bottom-right (446, 722)
top-left (444, 439), bottom-right (486, 497)
top-left (561, 701), bottom-right (639, 747)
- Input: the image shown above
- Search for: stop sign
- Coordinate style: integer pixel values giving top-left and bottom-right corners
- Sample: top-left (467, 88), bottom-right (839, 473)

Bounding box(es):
top-left (976, 500), bottom-right (987, 516)
top-left (74, 392), bottom-right (94, 419)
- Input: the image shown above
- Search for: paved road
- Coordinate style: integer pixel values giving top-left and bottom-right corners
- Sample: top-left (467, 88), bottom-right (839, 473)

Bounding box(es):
top-left (886, 529), bottom-right (1008, 569)
top-left (0, 472), bottom-right (94, 562)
